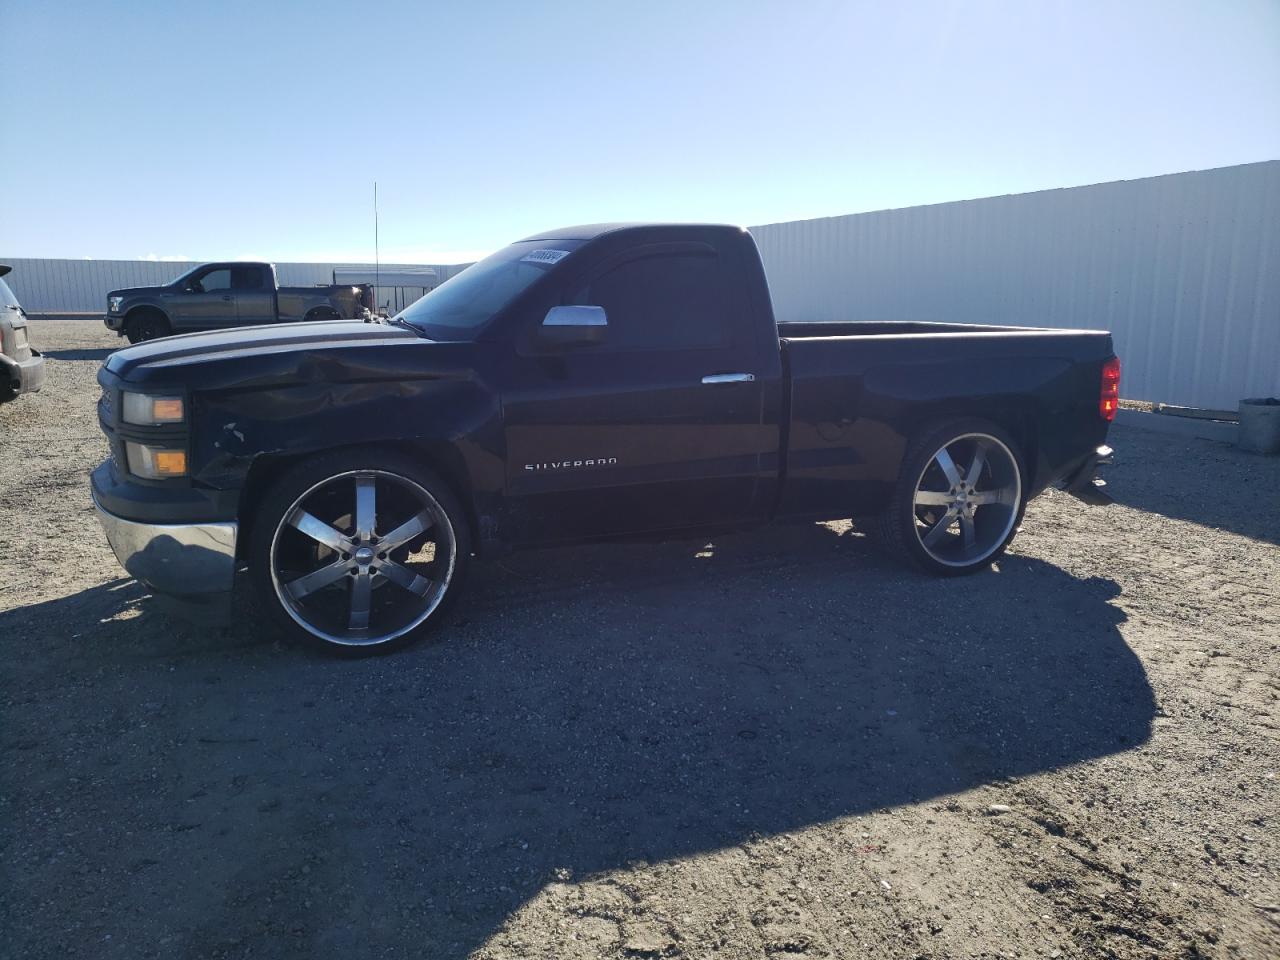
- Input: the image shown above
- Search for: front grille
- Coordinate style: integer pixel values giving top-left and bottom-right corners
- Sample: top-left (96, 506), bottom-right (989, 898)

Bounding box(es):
top-left (98, 387), bottom-right (115, 425)
top-left (97, 385), bottom-right (123, 476)
top-left (108, 437), bottom-right (126, 477)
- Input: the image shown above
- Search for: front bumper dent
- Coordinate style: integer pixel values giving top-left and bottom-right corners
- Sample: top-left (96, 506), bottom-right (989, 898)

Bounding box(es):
top-left (92, 493), bottom-right (238, 596)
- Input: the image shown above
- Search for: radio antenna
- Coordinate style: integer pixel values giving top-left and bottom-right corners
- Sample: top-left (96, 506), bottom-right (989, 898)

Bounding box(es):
top-left (373, 180), bottom-right (380, 297)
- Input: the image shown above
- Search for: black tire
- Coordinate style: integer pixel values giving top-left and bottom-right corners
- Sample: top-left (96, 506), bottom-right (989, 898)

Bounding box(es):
top-left (247, 448), bottom-right (471, 655)
top-left (124, 310), bottom-right (170, 344)
top-left (870, 417), bottom-right (1026, 576)
top-left (304, 309), bottom-right (341, 323)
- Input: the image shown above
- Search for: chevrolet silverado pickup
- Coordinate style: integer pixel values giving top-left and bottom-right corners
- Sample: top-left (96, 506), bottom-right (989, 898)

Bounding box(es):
top-left (91, 223), bottom-right (1118, 654)
top-left (104, 261), bottom-right (373, 343)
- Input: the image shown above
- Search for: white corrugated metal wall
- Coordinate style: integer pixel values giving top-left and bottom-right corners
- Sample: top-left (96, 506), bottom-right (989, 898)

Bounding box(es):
top-left (0, 259), bottom-right (472, 315)
top-left (750, 161), bottom-right (1279, 410)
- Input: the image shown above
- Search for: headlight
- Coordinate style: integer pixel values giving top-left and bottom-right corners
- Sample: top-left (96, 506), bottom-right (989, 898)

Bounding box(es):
top-left (109, 296), bottom-right (124, 313)
top-left (121, 391), bottom-right (184, 425)
top-left (125, 441), bottom-right (188, 479)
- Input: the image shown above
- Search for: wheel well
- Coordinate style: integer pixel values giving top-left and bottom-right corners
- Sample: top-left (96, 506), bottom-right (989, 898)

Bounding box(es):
top-left (236, 441), bottom-right (480, 560)
top-left (123, 305), bottom-right (169, 326)
top-left (907, 402), bottom-right (1039, 484)
top-left (304, 307), bottom-right (341, 321)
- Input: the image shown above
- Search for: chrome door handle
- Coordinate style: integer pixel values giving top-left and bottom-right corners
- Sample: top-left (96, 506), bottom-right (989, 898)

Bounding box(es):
top-left (701, 373), bottom-right (755, 384)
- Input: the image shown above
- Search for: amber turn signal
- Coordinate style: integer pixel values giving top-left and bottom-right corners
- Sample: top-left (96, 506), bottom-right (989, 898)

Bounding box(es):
top-left (125, 442), bottom-right (188, 479)
top-left (153, 450), bottom-right (188, 476)
top-left (121, 392), bottom-right (185, 425)
top-left (152, 398), bottom-right (185, 422)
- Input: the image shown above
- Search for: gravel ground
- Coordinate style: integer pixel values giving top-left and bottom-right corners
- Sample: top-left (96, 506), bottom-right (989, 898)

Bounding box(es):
top-left (2, 321), bottom-right (1278, 960)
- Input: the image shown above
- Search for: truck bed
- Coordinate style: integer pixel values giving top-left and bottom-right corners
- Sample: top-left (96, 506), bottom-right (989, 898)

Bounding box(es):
top-left (774, 319), bottom-right (1115, 519)
top-left (778, 320), bottom-right (1081, 338)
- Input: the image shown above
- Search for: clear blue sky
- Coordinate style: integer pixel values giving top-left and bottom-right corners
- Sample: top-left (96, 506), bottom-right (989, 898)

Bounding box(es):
top-left (3, 0), bottom-right (1277, 263)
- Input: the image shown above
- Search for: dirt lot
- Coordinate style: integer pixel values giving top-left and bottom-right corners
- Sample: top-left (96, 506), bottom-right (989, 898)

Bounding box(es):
top-left (2, 320), bottom-right (1278, 960)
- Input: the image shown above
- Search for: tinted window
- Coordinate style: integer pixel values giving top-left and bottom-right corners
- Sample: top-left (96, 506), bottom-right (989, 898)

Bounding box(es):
top-left (568, 252), bottom-right (731, 350)
top-left (197, 269), bottom-right (231, 292)
top-left (168, 264), bottom-right (202, 286)
top-left (231, 266), bottom-right (265, 290)
top-left (0, 277), bottom-right (20, 309)
top-left (396, 239), bottom-right (586, 340)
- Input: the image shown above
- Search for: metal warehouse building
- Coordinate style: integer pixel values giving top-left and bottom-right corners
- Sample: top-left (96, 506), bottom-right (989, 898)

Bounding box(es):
top-left (750, 160), bottom-right (1279, 411)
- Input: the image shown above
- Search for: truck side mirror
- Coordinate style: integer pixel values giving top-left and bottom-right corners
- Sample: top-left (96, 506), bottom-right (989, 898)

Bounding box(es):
top-left (538, 305), bottom-right (607, 347)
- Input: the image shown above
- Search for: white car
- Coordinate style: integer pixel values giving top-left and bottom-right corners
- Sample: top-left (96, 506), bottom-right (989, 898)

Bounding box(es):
top-left (0, 265), bottom-right (47, 403)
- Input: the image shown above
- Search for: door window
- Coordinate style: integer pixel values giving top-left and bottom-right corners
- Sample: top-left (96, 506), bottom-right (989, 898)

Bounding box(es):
top-left (568, 252), bottom-right (733, 351)
top-left (196, 269), bottom-right (231, 292)
top-left (231, 266), bottom-right (265, 290)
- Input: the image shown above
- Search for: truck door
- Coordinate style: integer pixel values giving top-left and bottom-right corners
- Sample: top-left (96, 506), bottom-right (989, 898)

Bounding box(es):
top-left (173, 265), bottom-right (237, 329)
top-left (501, 240), bottom-right (778, 543)
top-left (231, 265), bottom-right (275, 325)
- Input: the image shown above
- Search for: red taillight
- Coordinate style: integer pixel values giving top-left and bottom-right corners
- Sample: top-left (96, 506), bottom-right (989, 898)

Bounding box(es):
top-left (1100, 356), bottom-right (1121, 421)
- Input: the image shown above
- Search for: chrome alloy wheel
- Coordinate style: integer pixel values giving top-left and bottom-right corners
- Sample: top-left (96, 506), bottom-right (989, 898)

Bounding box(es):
top-left (911, 432), bottom-right (1022, 567)
top-left (268, 470), bottom-right (457, 646)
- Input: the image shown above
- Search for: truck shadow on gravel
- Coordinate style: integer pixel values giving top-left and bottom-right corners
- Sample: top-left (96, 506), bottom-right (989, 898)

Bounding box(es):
top-left (39, 347), bottom-right (116, 361)
top-left (1, 522), bottom-right (1155, 959)
top-left (1106, 424), bottom-right (1280, 545)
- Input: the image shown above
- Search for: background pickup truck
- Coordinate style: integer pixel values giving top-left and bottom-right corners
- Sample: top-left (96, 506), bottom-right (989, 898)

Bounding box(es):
top-left (90, 223), bottom-right (1118, 655)
top-left (104, 261), bottom-right (373, 343)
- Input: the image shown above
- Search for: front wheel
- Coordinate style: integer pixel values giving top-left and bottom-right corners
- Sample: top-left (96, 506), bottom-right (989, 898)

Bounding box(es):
top-left (248, 450), bottom-right (470, 654)
top-left (871, 419), bottom-right (1025, 576)
top-left (124, 310), bottom-right (170, 344)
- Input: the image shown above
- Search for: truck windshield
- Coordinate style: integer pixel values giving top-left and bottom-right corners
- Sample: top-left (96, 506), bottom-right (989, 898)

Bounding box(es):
top-left (394, 240), bottom-right (585, 339)
top-left (167, 265), bottom-right (202, 287)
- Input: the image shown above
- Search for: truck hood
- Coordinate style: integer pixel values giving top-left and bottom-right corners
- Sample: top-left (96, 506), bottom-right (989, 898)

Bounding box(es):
top-left (107, 285), bottom-right (166, 299)
top-left (103, 320), bottom-right (446, 391)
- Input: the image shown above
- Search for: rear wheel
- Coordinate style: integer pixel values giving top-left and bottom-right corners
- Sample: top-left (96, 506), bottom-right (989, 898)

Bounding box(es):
top-left (248, 450), bottom-right (470, 654)
top-left (872, 418), bottom-right (1025, 576)
top-left (124, 310), bottom-right (170, 343)
top-left (304, 308), bottom-right (341, 323)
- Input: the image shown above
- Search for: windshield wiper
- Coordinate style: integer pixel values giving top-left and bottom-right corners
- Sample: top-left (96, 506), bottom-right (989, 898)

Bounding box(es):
top-left (385, 315), bottom-right (425, 334)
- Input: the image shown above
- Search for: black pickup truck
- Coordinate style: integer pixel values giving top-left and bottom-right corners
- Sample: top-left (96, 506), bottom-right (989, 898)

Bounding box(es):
top-left (91, 223), bottom-right (1118, 654)
top-left (104, 261), bottom-right (373, 343)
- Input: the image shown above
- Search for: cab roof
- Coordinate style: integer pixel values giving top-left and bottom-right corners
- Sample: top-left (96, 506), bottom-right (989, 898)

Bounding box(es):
top-left (518, 223), bottom-right (744, 243)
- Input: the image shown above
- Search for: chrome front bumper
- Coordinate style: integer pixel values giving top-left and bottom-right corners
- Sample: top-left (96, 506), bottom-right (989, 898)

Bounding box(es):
top-left (92, 494), bottom-right (238, 596)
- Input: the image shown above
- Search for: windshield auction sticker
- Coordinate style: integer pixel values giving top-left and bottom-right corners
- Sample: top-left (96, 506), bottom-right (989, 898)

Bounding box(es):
top-left (521, 249), bottom-right (572, 265)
